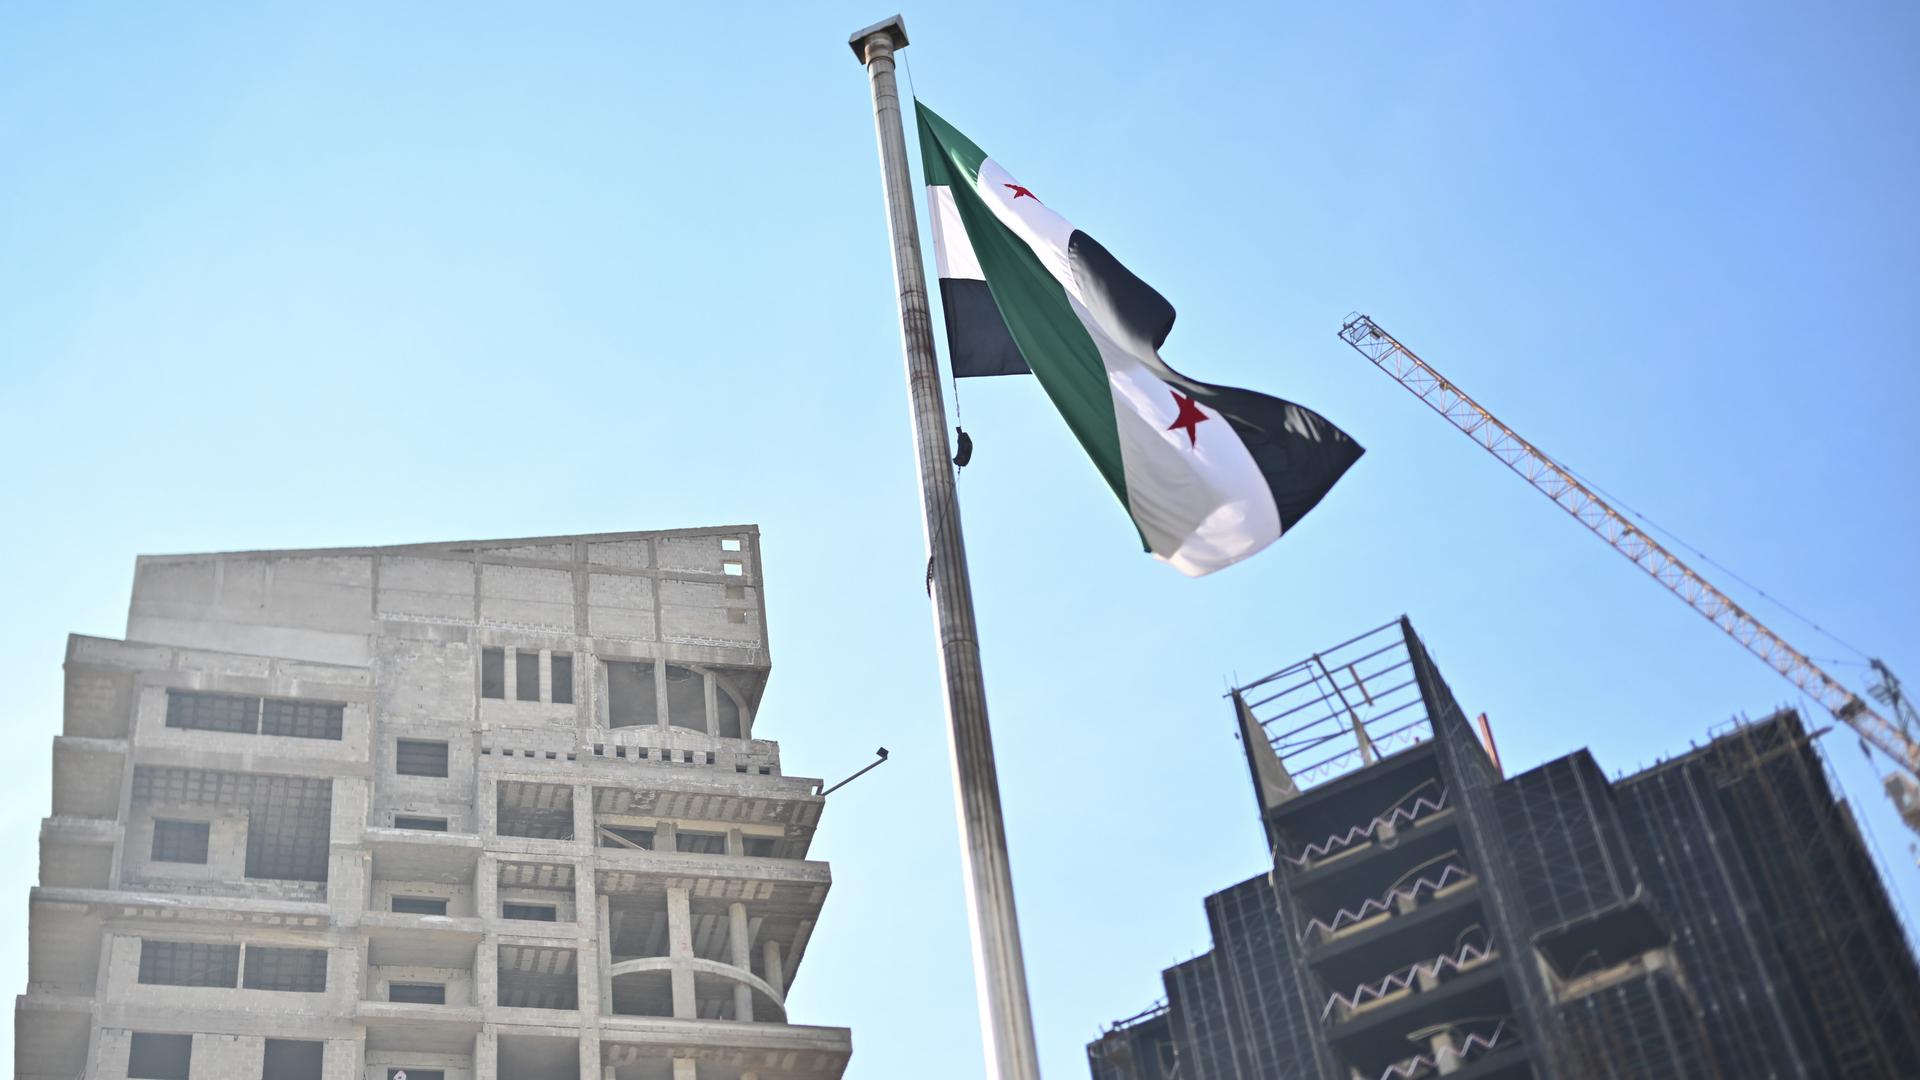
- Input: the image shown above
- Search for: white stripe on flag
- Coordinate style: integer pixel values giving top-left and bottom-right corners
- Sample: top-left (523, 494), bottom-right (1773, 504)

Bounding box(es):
top-left (928, 185), bottom-right (985, 282)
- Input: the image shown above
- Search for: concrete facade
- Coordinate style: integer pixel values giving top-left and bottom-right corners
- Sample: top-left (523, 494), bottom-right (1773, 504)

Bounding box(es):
top-left (16, 527), bottom-right (852, 1080)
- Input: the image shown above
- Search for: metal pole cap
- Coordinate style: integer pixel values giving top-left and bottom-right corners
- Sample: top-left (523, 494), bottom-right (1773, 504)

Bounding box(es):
top-left (847, 14), bottom-right (909, 61)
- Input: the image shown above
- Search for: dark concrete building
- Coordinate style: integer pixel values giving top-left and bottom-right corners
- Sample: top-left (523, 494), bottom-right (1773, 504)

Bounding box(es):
top-left (1089, 618), bottom-right (1920, 1080)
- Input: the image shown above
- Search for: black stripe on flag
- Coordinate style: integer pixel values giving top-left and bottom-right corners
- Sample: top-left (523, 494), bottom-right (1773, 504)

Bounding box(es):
top-left (938, 277), bottom-right (1031, 378)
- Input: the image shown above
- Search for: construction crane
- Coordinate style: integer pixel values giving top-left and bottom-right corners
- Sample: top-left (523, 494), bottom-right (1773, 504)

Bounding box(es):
top-left (1336, 313), bottom-right (1920, 838)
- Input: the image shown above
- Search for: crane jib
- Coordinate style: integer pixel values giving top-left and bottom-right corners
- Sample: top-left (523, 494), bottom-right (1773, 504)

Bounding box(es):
top-left (1337, 313), bottom-right (1920, 838)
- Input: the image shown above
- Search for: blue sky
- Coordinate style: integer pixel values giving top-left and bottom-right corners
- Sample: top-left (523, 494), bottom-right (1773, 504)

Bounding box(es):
top-left (2, 3), bottom-right (1916, 1076)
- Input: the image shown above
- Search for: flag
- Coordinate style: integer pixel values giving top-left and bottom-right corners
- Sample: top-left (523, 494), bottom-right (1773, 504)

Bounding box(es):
top-left (917, 100), bottom-right (1364, 577)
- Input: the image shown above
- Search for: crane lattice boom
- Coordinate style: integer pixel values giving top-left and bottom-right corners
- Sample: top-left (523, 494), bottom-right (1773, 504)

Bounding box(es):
top-left (1336, 315), bottom-right (1920, 817)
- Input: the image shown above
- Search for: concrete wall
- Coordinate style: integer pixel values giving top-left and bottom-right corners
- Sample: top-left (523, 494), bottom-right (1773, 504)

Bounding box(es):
top-left (20, 530), bottom-right (853, 1080)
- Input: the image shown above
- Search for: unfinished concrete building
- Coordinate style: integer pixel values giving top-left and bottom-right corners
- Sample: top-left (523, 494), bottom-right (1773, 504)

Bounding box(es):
top-left (16, 527), bottom-right (852, 1080)
top-left (1090, 617), bottom-right (1920, 1079)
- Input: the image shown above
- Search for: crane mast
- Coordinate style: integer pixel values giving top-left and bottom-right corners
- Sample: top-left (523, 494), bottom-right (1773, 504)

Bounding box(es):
top-left (1336, 313), bottom-right (1920, 837)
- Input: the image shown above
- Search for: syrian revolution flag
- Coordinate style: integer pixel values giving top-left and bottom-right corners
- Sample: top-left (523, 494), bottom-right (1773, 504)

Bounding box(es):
top-left (918, 100), bottom-right (1364, 577)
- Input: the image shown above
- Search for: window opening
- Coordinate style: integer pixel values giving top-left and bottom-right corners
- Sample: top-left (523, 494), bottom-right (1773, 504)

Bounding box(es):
top-left (260, 698), bottom-right (344, 740)
top-left (138, 940), bottom-right (240, 988)
top-left (395, 739), bottom-right (450, 778)
top-left (481, 647), bottom-right (505, 699)
top-left (388, 982), bottom-right (447, 1005)
top-left (744, 836), bottom-right (778, 858)
top-left (503, 902), bottom-right (559, 922)
top-left (725, 584), bottom-right (746, 600)
top-left (389, 1071), bottom-right (444, 1080)
top-left (390, 895), bottom-right (448, 915)
top-left (150, 819), bottom-right (210, 864)
top-left (551, 653), bottom-right (574, 704)
top-left (243, 946), bottom-right (328, 992)
top-left (261, 1039), bottom-right (324, 1080)
top-left (721, 537), bottom-right (743, 552)
top-left (128, 1033), bottom-right (192, 1080)
top-left (715, 684), bottom-right (743, 738)
top-left (165, 690), bottom-right (258, 734)
top-left (515, 650), bottom-right (541, 701)
top-left (393, 815), bottom-right (449, 832)
top-left (606, 660), bottom-right (657, 728)
top-left (664, 665), bottom-right (705, 732)
top-left (722, 560), bottom-right (744, 576)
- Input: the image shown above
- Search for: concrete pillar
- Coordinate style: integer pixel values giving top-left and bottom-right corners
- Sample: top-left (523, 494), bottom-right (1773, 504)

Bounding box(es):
top-left (654, 658), bottom-right (670, 731)
top-left (480, 777), bottom-right (500, 838)
top-left (667, 886), bottom-right (695, 1019)
top-left (476, 939), bottom-right (498, 1007)
top-left (505, 648), bottom-right (520, 702)
top-left (578, 1033), bottom-right (601, 1080)
top-left (725, 828), bottom-right (745, 857)
top-left (728, 901), bottom-right (754, 1022)
top-left (704, 671), bottom-right (720, 736)
top-left (323, 1035), bottom-right (364, 1080)
top-left (597, 894), bottom-right (614, 1016)
top-left (477, 854), bottom-right (499, 920)
top-left (474, 1026), bottom-right (498, 1076)
top-left (572, 784), bottom-right (595, 846)
top-left (762, 939), bottom-right (785, 1001)
top-left (673, 1059), bottom-right (697, 1080)
top-left (654, 821), bottom-right (678, 853)
top-left (575, 861), bottom-right (600, 1017)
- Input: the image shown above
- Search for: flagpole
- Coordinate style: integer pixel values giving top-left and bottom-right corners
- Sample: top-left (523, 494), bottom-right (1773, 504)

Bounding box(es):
top-left (849, 15), bottom-right (1044, 1080)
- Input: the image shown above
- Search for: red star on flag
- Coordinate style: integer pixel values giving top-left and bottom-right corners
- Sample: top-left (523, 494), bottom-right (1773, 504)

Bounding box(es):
top-left (1167, 390), bottom-right (1209, 447)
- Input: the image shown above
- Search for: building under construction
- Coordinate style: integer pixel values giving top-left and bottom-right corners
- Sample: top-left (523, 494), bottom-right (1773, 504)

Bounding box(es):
top-left (1088, 618), bottom-right (1920, 1080)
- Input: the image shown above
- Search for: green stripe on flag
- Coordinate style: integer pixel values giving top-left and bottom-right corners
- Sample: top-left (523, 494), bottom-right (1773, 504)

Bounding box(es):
top-left (915, 101), bottom-right (986, 187)
top-left (915, 102), bottom-right (1129, 511)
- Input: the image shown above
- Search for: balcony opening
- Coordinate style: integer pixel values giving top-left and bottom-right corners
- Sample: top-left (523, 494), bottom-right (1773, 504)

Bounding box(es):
top-left (503, 902), bottom-right (558, 922)
top-left (598, 825), bottom-right (655, 851)
top-left (393, 815), bottom-right (448, 832)
top-left (496, 782), bottom-right (573, 840)
top-left (390, 895), bottom-right (449, 916)
top-left (675, 830), bottom-right (727, 855)
top-left (496, 945), bottom-right (577, 1010)
top-left (610, 969), bottom-right (676, 1017)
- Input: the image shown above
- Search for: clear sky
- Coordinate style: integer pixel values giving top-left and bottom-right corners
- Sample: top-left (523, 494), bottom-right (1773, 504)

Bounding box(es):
top-left (2, 3), bottom-right (1916, 1076)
